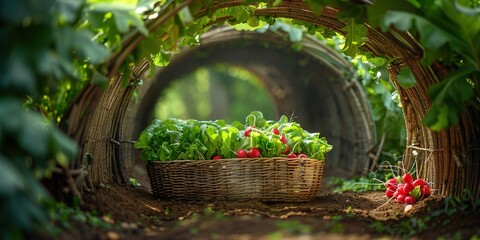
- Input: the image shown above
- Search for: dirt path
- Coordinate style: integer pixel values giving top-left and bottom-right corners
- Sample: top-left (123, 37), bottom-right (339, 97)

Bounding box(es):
top-left (51, 165), bottom-right (479, 240)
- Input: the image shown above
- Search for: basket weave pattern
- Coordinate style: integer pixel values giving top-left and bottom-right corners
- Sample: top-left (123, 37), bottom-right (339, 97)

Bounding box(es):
top-left (147, 158), bottom-right (324, 202)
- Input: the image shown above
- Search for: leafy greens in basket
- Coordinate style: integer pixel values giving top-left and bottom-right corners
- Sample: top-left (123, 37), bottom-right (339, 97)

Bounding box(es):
top-left (135, 111), bottom-right (332, 162)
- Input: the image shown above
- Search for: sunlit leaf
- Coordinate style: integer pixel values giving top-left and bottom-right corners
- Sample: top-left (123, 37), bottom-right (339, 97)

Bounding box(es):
top-left (178, 6), bottom-right (193, 25)
top-left (154, 50), bottom-right (171, 66)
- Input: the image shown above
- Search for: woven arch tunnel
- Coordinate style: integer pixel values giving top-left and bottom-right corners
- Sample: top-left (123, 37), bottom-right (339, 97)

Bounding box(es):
top-left (127, 26), bottom-right (375, 178)
top-left (69, 0), bottom-right (480, 199)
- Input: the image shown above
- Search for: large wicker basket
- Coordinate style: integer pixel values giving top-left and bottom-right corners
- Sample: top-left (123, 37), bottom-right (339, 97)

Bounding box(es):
top-left (147, 157), bottom-right (325, 202)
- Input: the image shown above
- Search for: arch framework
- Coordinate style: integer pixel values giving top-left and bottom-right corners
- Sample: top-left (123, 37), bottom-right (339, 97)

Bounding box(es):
top-left (125, 26), bottom-right (376, 177)
top-left (63, 0), bottom-right (480, 200)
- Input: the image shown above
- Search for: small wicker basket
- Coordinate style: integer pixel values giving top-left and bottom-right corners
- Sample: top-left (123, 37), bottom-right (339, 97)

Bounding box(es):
top-left (147, 157), bottom-right (325, 202)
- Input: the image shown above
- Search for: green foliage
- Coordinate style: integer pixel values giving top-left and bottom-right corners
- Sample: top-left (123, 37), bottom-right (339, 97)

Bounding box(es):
top-left (328, 174), bottom-right (386, 193)
top-left (135, 111), bottom-right (332, 161)
top-left (341, 19), bottom-right (367, 57)
top-left (370, 0), bottom-right (480, 130)
top-left (46, 201), bottom-right (114, 234)
top-left (0, 0), bottom-right (148, 238)
top-left (351, 54), bottom-right (407, 159)
top-left (0, 98), bottom-right (78, 239)
top-left (397, 67), bottom-right (417, 89)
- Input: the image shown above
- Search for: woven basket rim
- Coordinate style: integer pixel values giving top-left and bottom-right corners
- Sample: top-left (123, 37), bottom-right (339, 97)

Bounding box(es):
top-left (147, 157), bottom-right (326, 163)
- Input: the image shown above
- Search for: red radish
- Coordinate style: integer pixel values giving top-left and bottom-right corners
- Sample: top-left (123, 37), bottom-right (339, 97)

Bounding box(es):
top-left (413, 179), bottom-right (426, 187)
top-left (386, 188), bottom-right (395, 198)
top-left (397, 186), bottom-right (405, 196)
top-left (405, 196), bottom-right (416, 204)
top-left (212, 155), bottom-right (222, 160)
top-left (403, 182), bottom-right (414, 195)
top-left (272, 128), bottom-right (280, 135)
top-left (298, 153), bottom-right (308, 158)
top-left (237, 149), bottom-right (248, 158)
top-left (402, 173), bottom-right (413, 184)
top-left (280, 135), bottom-right (287, 144)
top-left (397, 194), bottom-right (406, 203)
top-left (422, 186), bottom-right (431, 197)
top-left (394, 189), bottom-right (400, 198)
top-left (282, 146), bottom-right (290, 154)
top-left (248, 148), bottom-right (261, 158)
top-left (385, 178), bottom-right (397, 190)
top-left (245, 126), bottom-right (254, 137)
top-left (288, 153), bottom-right (297, 158)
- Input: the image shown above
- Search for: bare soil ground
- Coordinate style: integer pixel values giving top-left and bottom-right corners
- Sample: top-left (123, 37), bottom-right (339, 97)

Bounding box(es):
top-left (46, 164), bottom-right (480, 240)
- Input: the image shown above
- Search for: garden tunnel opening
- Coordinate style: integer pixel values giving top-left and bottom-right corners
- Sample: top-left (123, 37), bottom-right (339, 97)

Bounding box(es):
top-left (125, 27), bottom-right (378, 179)
top-left (152, 64), bottom-right (278, 123)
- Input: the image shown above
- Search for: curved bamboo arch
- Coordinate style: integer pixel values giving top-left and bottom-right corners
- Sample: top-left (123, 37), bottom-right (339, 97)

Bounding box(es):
top-left (124, 26), bottom-right (376, 178)
top-left (64, 0), bottom-right (480, 200)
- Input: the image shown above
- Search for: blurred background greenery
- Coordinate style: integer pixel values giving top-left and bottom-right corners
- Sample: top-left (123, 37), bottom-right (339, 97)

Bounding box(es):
top-left (154, 64), bottom-right (277, 122)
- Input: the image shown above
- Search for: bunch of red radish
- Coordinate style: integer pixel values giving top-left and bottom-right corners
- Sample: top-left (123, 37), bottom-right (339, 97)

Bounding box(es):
top-left (385, 173), bottom-right (431, 204)
top-left (235, 127), bottom-right (308, 159)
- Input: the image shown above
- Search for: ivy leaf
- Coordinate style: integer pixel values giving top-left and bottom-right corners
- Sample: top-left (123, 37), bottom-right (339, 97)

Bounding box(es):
top-left (396, 67), bottom-right (416, 89)
top-left (89, 3), bottom-right (148, 35)
top-left (342, 19), bottom-right (367, 57)
top-left (154, 50), bottom-right (171, 67)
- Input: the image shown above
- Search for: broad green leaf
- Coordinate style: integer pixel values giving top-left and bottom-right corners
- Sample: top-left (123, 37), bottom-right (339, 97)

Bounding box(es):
top-left (396, 67), bottom-right (416, 89)
top-left (19, 113), bottom-right (49, 157)
top-left (0, 156), bottom-right (24, 194)
top-left (366, 0), bottom-right (418, 29)
top-left (50, 128), bottom-right (78, 160)
top-left (71, 29), bottom-right (110, 64)
top-left (342, 20), bottom-right (367, 57)
top-left (3, 51), bottom-right (36, 95)
top-left (423, 104), bottom-right (450, 131)
top-left (423, 67), bottom-right (476, 131)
